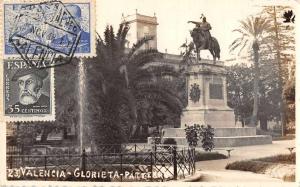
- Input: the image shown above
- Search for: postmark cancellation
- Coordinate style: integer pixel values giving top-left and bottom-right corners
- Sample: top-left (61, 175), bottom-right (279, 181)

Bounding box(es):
top-left (2, 0), bottom-right (96, 65)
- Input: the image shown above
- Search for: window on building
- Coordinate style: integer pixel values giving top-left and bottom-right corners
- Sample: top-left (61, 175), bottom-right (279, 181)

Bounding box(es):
top-left (144, 32), bottom-right (150, 49)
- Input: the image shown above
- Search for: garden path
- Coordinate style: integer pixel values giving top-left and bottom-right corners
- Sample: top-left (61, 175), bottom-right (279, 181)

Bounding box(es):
top-left (195, 140), bottom-right (295, 182)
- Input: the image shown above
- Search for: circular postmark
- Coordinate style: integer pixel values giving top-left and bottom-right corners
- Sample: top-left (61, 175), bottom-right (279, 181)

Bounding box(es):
top-left (8, 1), bottom-right (83, 68)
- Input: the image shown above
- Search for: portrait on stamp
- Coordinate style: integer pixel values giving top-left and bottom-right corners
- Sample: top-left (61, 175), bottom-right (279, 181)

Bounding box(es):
top-left (4, 60), bottom-right (52, 115)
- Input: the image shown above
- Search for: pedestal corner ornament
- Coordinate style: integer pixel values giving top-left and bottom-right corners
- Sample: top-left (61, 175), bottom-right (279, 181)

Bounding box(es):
top-left (189, 83), bottom-right (200, 103)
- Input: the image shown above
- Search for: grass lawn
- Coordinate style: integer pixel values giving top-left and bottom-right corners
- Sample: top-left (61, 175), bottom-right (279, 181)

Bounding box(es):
top-left (195, 151), bottom-right (227, 161)
top-left (272, 135), bottom-right (295, 141)
top-left (225, 153), bottom-right (295, 181)
top-left (253, 153), bottom-right (295, 164)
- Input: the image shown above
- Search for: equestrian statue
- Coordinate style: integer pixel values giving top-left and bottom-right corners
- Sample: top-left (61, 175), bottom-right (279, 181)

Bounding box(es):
top-left (188, 14), bottom-right (220, 62)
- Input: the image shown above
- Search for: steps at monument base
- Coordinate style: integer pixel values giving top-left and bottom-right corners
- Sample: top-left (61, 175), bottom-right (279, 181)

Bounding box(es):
top-left (213, 135), bottom-right (272, 147)
top-left (163, 127), bottom-right (257, 137)
top-left (148, 135), bottom-right (272, 148)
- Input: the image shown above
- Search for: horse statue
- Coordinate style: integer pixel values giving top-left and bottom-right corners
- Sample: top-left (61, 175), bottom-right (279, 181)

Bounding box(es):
top-left (189, 25), bottom-right (220, 62)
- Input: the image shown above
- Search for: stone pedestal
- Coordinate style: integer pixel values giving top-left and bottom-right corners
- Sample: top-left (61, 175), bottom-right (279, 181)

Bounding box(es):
top-left (180, 60), bottom-right (235, 128)
top-left (149, 59), bottom-right (272, 148)
top-left (157, 127), bottom-right (272, 148)
top-left (181, 109), bottom-right (235, 128)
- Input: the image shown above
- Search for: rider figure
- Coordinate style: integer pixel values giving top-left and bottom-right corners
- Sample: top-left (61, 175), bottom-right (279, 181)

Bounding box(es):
top-left (188, 15), bottom-right (212, 49)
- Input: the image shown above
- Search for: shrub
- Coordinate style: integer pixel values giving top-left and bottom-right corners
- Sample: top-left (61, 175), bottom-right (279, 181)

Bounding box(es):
top-left (184, 124), bottom-right (201, 147)
top-left (225, 153), bottom-right (296, 182)
top-left (254, 153), bottom-right (295, 164)
top-left (184, 124), bottom-right (215, 151)
top-left (200, 125), bottom-right (215, 151)
top-left (194, 151), bottom-right (227, 161)
top-left (225, 160), bottom-right (271, 173)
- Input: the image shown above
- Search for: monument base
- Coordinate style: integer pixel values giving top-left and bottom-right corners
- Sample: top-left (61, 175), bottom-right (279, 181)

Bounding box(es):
top-left (148, 127), bottom-right (272, 148)
top-left (147, 60), bottom-right (272, 148)
top-left (181, 108), bottom-right (235, 128)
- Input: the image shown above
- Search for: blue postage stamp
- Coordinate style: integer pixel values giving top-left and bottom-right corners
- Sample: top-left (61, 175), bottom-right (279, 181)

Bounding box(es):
top-left (3, 0), bottom-right (96, 67)
top-left (3, 59), bottom-right (55, 121)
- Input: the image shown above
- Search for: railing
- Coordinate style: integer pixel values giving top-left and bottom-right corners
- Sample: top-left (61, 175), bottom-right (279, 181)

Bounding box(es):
top-left (8, 143), bottom-right (191, 155)
top-left (7, 145), bottom-right (195, 182)
top-left (7, 145), bottom-right (23, 155)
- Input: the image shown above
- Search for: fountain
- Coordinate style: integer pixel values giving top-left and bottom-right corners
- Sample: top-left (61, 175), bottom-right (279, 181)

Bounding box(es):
top-left (78, 59), bottom-right (86, 170)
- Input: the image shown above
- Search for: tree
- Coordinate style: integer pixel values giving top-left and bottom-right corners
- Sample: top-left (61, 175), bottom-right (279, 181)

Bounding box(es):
top-left (284, 77), bottom-right (295, 134)
top-left (85, 23), bottom-right (183, 150)
top-left (259, 6), bottom-right (296, 135)
top-left (227, 61), bottom-right (282, 130)
top-left (229, 16), bottom-right (272, 126)
top-left (32, 59), bottom-right (81, 144)
top-left (257, 59), bottom-right (281, 130)
top-left (226, 64), bottom-right (254, 126)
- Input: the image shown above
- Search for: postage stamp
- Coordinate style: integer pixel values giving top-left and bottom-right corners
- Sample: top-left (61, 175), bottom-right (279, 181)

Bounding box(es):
top-left (3, 59), bottom-right (55, 121)
top-left (2, 0), bottom-right (96, 67)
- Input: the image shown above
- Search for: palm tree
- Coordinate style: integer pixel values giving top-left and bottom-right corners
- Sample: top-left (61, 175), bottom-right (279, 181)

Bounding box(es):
top-left (230, 16), bottom-right (271, 126)
top-left (85, 23), bottom-right (183, 148)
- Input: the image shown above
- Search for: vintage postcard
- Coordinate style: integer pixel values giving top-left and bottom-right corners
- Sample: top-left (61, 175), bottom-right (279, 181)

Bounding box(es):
top-left (0, 0), bottom-right (298, 186)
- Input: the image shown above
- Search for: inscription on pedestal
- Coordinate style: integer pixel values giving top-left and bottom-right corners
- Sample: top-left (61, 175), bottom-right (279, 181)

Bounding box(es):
top-left (209, 84), bottom-right (223, 99)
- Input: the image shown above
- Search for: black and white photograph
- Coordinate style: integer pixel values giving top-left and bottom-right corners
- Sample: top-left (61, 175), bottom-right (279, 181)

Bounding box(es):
top-left (1, 0), bottom-right (298, 185)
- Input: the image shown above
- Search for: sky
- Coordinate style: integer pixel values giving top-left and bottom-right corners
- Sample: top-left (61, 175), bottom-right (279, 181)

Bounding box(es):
top-left (96, 0), bottom-right (297, 61)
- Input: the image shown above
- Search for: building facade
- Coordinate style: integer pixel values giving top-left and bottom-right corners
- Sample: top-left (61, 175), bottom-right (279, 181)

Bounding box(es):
top-left (123, 11), bottom-right (158, 50)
